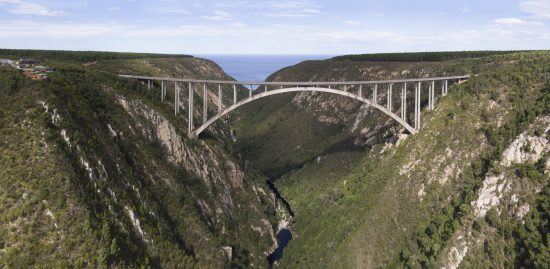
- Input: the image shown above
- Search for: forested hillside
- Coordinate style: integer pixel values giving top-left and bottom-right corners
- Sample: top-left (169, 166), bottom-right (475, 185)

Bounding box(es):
top-left (1, 50), bottom-right (548, 269)
top-left (0, 49), bottom-right (191, 63)
top-left (331, 51), bottom-right (527, 62)
top-left (0, 54), bottom-right (280, 268)
top-left (234, 51), bottom-right (549, 268)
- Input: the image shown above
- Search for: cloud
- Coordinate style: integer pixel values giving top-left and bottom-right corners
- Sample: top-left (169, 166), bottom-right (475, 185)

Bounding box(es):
top-left (343, 20), bottom-right (361, 26)
top-left (520, 0), bottom-right (550, 19)
top-left (494, 17), bottom-right (543, 26)
top-left (257, 0), bottom-right (321, 18)
top-left (202, 10), bottom-right (232, 21)
top-left (0, 0), bottom-right (63, 16)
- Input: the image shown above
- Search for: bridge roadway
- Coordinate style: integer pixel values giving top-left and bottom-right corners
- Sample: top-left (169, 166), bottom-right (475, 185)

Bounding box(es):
top-left (119, 74), bottom-right (470, 138)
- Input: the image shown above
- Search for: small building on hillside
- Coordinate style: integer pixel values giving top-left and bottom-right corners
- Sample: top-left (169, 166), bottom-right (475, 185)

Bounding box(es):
top-left (23, 70), bottom-right (48, 80)
top-left (0, 59), bottom-right (14, 66)
top-left (33, 66), bottom-right (54, 73)
top-left (19, 58), bottom-right (41, 65)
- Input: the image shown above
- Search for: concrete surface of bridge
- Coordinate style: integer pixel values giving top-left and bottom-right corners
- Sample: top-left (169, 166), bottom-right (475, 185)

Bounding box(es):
top-left (120, 74), bottom-right (470, 138)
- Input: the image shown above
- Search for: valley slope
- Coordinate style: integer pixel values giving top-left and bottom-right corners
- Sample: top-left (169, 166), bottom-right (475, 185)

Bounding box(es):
top-left (234, 51), bottom-right (549, 268)
top-left (0, 52), bottom-right (280, 268)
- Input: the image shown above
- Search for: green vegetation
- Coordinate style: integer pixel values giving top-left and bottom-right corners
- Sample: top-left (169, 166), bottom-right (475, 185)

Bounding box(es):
top-left (0, 49), bottom-right (192, 63)
top-left (234, 51), bottom-right (550, 268)
top-left (1, 49), bottom-right (549, 268)
top-left (1, 56), bottom-right (276, 268)
top-left (401, 80), bottom-right (548, 267)
top-left (331, 50), bottom-right (526, 62)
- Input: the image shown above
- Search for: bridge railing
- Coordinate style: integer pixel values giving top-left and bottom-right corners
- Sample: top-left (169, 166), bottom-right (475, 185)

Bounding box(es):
top-left (119, 74), bottom-right (470, 138)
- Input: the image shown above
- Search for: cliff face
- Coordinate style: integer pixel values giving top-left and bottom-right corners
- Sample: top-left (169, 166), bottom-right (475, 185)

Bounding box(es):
top-left (0, 57), bottom-right (278, 268)
top-left (233, 52), bottom-right (549, 268)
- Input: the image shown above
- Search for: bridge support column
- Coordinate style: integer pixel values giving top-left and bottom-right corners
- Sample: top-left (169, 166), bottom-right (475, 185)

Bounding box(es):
top-left (203, 83), bottom-right (208, 124)
top-left (401, 83), bottom-right (407, 120)
top-left (414, 82), bottom-right (422, 131)
top-left (174, 83), bottom-right (180, 116)
top-left (218, 84), bottom-right (222, 113)
top-left (444, 80), bottom-right (448, 96)
top-left (387, 83), bottom-right (393, 111)
top-left (358, 85), bottom-right (363, 98)
top-left (432, 81), bottom-right (436, 109)
top-left (428, 84), bottom-right (432, 110)
top-left (161, 81), bottom-right (164, 101)
top-left (164, 81), bottom-right (168, 101)
top-left (189, 83), bottom-right (193, 135)
top-left (148, 80), bottom-right (151, 90)
top-left (373, 84), bottom-right (378, 104)
top-left (233, 84), bottom-right (237, 104)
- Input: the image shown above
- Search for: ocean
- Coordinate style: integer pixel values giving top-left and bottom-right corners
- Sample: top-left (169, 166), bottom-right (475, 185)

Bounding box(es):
top-left (199, 55), bottom-right (333, 82)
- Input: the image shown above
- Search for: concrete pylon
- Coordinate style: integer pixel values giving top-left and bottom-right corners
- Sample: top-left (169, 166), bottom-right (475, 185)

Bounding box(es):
top-left (401, 83), bottom-right (407, 120)
top-left (203, 83), bottom-right (208, 124)
top-left (188, 83), bottom-right (193, 134)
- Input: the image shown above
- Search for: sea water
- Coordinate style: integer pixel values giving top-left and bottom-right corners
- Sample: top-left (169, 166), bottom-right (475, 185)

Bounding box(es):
top-left (199, 55), bottom-right (332, 82)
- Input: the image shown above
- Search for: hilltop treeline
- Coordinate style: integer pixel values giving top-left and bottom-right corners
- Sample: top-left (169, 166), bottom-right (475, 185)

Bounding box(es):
top-left (0, 49), bottom-right (192, 63)
top-left (332, 51), bottom-right (526, 62)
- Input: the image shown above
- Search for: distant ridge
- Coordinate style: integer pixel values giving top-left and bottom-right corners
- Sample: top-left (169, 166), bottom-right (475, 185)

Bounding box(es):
top-left (0, 49), bottom-right (192, 63)
top-left (331, 50), bottom-right (529, 62)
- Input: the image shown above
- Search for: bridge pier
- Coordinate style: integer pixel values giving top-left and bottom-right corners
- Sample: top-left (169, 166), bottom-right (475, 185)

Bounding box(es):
top-left (387, 83), bottom-right (393, 111)
top-left (432, 81), bottom-right (436, 109)
top-left (401, 83), bottom-right (407, 120)
top-left (189, 83), bottom-right (193, 135)
top-left (148, 80), bottom-right (151, 90)
top-left (161, 81), bottom-right (164, 101)
top-left (203, 83), bottom-right (208, 124)
top-left (373, 84), bottom-right (378, 104)
top-left (161, 81), bottom-right (166, 102)
top-left (428, 81), bottom-right (435, 110)
top-left (233, 84), bottom-right (237, 104)
top-left (218, 84), bottom-right (222, 113)
top-left (358, 85), bottom-right (363, 98)
top-left (174, 82), bottom-right (180, 115)
top-left (415, 82), bottom-right (421, 130)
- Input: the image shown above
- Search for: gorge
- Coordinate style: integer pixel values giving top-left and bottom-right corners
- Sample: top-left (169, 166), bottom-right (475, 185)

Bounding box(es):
top-left (0, 50), bottom-right (548, 268)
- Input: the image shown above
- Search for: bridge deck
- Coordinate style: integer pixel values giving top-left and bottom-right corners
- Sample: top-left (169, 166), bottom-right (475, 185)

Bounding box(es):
top-left (118, 74), bottom-right (470, 86)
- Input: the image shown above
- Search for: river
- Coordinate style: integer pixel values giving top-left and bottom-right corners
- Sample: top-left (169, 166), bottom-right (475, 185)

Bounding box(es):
top-left (265, 180), bottom-right (294, 267)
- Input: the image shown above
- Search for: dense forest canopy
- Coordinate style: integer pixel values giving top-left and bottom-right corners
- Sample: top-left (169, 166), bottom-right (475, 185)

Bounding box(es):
top-left (331, 51), bottom-right (529, 62)
top-left (0, 49), bottom-right (192, 63)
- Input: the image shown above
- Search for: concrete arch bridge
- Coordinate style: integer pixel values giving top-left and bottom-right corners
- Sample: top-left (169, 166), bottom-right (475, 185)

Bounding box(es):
top-left (119, 75), bottom-right (470, 138)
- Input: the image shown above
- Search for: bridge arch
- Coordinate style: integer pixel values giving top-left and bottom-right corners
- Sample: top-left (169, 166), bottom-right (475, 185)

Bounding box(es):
top-left (191, 86), bottom-right (416, 138)
top-left (119, 74), bottom-right (470, 139)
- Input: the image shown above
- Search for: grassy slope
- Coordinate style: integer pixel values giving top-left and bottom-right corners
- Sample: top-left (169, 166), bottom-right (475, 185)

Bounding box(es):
top-left (254, 52), bottom-right (549, 268)
top-left (0, 56), bottom-right (277, 268)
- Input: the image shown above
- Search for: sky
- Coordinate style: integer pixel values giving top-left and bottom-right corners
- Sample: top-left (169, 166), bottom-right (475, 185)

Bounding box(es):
top-left (0, 0), bottom-right (549, 55)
